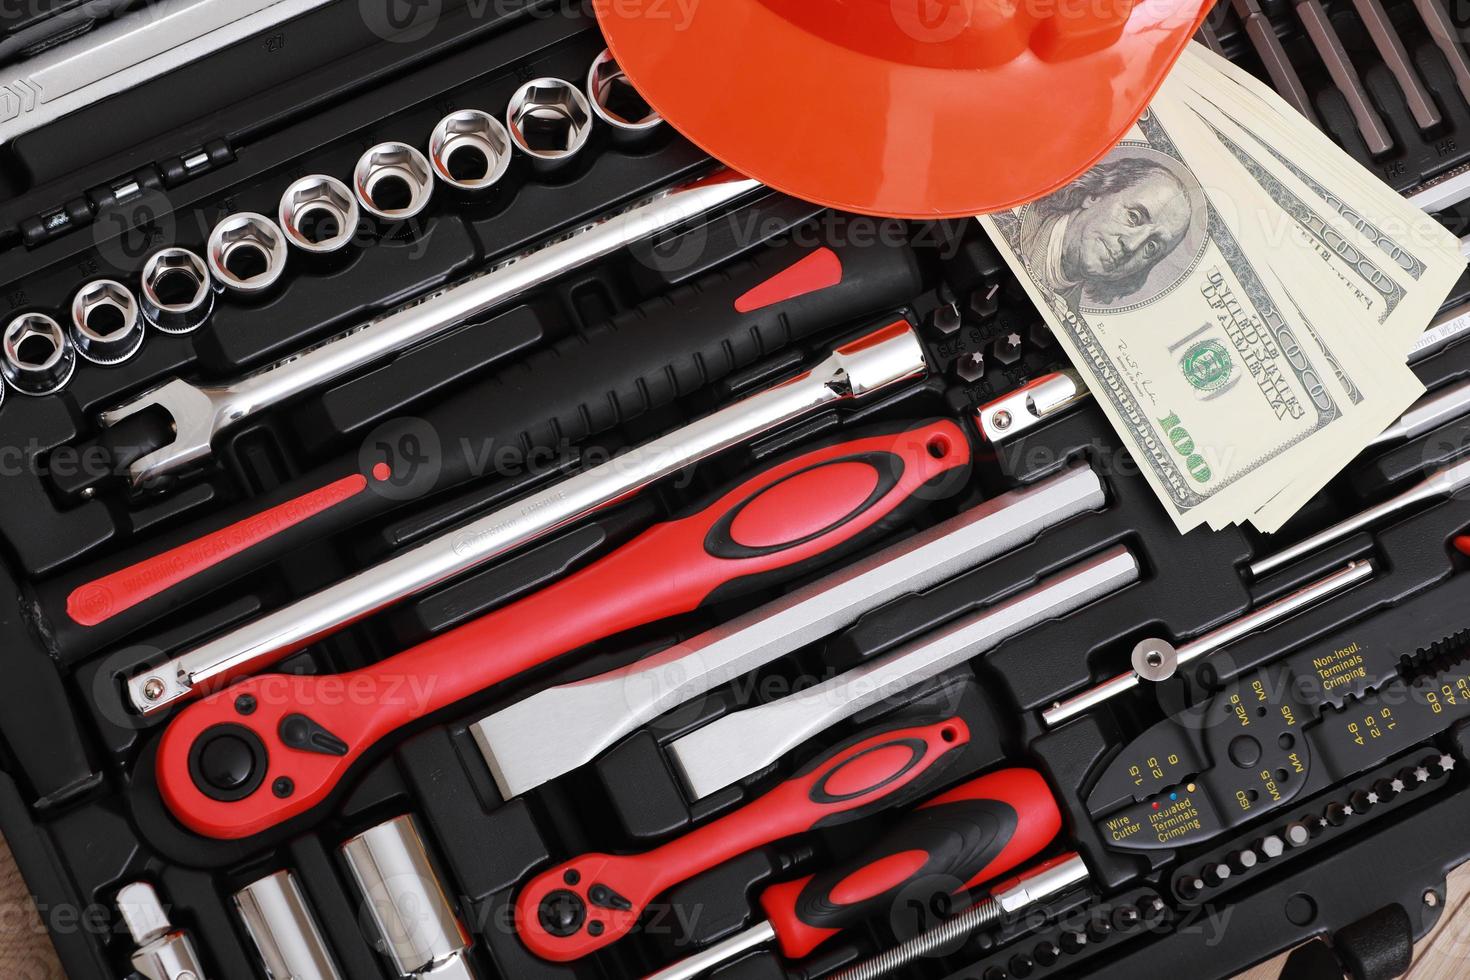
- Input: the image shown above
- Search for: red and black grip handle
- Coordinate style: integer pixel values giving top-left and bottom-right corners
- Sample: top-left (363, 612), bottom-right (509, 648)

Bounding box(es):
top-left (40, 230), bottom-right (923, 663)
top-left (760, 768), bottom-right (1060, 958)
top-left (516, 717), bottom-right (973, 962)
top-left (154, 418), bottom-right (972, 839)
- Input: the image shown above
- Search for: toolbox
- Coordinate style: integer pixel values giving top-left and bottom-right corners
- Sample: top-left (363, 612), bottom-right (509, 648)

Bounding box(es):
top-left (1, 1), bottom-right (1470, 979)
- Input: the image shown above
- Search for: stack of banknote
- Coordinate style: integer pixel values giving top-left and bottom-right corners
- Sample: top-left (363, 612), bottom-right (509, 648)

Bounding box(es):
top-left (980, 44), bottom-right (1466, 534)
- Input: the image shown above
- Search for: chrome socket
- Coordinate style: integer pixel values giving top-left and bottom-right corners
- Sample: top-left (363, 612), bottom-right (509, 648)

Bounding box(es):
top-left (506, 78), bottom-right (593, 172)
top-left (587, 49), bottom-right (662, 141)
top-left (235, 870), bottom-right (343, 980)
top-left (428, 109), bottom-right (512, 193)
top-left (279, 174), bottom-right (360, 254)
top-left (353, 141), bottom-right (434, 221)
top-left (2, 313), bottom-right (76, 395)
top-left (70, 279), bottom-right (144, 365)
top-left (342, 814), bottom-right (478, 980)
top-left (140, 247), bottom-right (214, 335)
top-left (207, 212), bottom-right (289, 295)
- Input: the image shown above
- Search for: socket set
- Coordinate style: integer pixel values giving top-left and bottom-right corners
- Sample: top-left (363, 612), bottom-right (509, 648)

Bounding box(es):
top-left (1, 3), bottom-right (1470, 980)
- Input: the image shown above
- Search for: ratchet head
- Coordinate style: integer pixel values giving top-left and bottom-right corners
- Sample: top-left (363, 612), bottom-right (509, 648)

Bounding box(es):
top-left (99, 378), bottom-right (240, 487)
top-left (155, 670), bottom-right (380, 839)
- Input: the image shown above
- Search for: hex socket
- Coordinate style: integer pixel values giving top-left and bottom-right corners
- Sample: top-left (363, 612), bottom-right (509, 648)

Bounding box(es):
top-left (70, 279), bottom-right (144, 365)
top-left (506, 78), bottom-right (593, 172)
top-left (2, 312), bottom-right (76, 395)
top-left (341, 815), bottom-right (476, 980)
top-left (586, 49), bottom-right (662, 142)
top-left (234, 871), bottom-right (342, 980)
top-left (139, 247), bottom-right (214, 334)
top-left (353, 141), bottom-right (435, 221)
top-left (428, 109), bottom-right (512, 193)
top-left (207, 212), bottom-right (289, 296)
top-left (279, 174), bottom-right (360, 254)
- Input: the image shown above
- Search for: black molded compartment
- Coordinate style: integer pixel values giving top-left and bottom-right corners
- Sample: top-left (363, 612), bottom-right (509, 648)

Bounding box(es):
top-left (2, 2), bottom-right (1470, 979)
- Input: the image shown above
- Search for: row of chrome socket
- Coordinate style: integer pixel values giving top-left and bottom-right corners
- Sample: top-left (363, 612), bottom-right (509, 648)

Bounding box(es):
top-left (120, 813), bottom-right (472, 980)
top-left (0, 50), bottom-right (661, 409)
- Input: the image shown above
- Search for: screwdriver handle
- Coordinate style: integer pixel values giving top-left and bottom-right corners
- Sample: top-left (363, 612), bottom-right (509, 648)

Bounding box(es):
top-left (48, 231), bottom-right (923, 662)
top-left (156, 420), bottom-right (972, 839)
top-left (760, 768), bottom-right (1060, 959)
top-left (1456, 536), bottom-right (1470, 556)
top-left (516, 717), bottom-right (973, 961)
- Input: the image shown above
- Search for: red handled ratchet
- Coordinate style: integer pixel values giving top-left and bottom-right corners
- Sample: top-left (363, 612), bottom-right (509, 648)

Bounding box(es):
top-left (647, 768), bottom-right (1060, 979)
top-left (517, 718), bottom-right (975, 962)
top-left (155, 418), bottom-right (972, 839)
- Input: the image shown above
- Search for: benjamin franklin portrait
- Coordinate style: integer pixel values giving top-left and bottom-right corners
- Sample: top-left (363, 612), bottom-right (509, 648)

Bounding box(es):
top-left (1013, 145), bottom-right (1208, 313)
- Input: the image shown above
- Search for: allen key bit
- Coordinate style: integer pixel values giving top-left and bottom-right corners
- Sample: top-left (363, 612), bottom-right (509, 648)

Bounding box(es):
top-left (1231, 0), bottom-right (1321, 125)
top-left (1411, 0), bottom-right (1470, 106)
top-left (1196, 18), bottom-right (1230, 58)
top-left (1294, 0), bottom-right (1396, 154)
top-left (1349, 0), bottom-right (1442, 130)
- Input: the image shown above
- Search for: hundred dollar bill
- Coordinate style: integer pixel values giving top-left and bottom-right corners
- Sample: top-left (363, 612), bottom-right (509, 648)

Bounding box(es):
top-left (979, 104), bottom-right (1401, 532)
top-left (1169, 47), bottom-right (1465, 357)
top-left (1164, 47), bottom-right (1460, 529)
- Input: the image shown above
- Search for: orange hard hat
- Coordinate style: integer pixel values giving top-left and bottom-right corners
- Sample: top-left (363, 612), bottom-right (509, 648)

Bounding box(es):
top-left (595, 0), bottom-right (1213, 218)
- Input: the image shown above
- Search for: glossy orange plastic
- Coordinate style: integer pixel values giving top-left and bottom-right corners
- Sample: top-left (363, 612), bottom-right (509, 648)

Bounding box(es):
top-left (595, 0), bottom-right (1214, 218)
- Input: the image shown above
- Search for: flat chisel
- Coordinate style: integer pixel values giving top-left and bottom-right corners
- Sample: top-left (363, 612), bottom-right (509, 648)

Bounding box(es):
top-left (471, 464), bottom-right (1108, 799)
top-left (668, 547), bottom-right (1140, 800)
top-left (153, 417), bottom-right (973, 839)
top-left (516, 716), bottom-right (973, 962)
top-left (48, 231), bottom-right (921, 675)
top-left (646, 769), bottom-right (1060, 980)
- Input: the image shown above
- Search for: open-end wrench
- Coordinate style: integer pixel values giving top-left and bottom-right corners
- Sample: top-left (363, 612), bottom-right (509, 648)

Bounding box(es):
top-left (647, 769), bottom-right (1060, 980)
top-left (154, 417), bottom-right (973, 838)
top-left (46, 231), bottom-right (921, 673)
top-left (129, 319), bottom-right (927, 721)
top-left (99, 169), bottom-right (761, 487)
top-left (0, 0), bottom-right (335, 147)
top-left (516, 717), bottom-right (973, 962)
top-left (472, 464), bottom-right (1108, 799)
top-left (668, 547), bottom-right (1141, 799)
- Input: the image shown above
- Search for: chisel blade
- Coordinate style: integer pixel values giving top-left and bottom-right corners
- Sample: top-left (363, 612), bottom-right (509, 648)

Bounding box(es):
top-left (471, 465), bottom-right (1108, 798)
top-left (668, 546), bottom-right (1141, 800)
